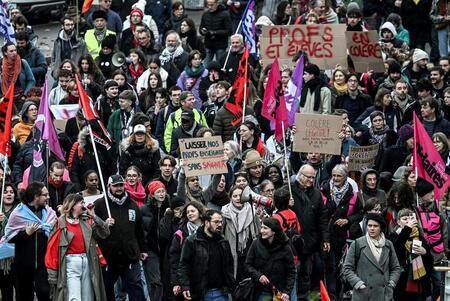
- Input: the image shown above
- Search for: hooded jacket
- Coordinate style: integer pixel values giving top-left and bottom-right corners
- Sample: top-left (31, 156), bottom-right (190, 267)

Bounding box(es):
top-left (13, 101), bottom-right (35, 145)
top-left (119, 137), bottom-right (161, 185)
top-left (358, 169), bottom-right (387, 207)
top-left (379, 22), bottom-right (410, 63)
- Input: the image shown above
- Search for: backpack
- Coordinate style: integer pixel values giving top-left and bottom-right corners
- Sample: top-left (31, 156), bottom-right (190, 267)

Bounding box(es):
top-left (275, 211), bottom-right (303, 255)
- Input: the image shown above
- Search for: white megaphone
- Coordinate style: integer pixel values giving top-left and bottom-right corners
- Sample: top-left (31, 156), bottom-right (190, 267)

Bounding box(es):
top-left (241, 186), bottom-right (272, 208)
top-left (112, 52), bottom-right (128, 67)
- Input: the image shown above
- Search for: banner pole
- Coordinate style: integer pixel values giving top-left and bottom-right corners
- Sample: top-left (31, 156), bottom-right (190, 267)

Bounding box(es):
top-left (281, 122), bottom-right (292, 198)
top-left (0, 151), bottom-right (8, 211)
top-left (87, 124), bottom-right (111, 218)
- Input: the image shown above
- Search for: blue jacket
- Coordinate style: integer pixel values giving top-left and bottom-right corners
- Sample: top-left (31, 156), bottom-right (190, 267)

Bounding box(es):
top-left (145, 0), bottom-right (172, 30)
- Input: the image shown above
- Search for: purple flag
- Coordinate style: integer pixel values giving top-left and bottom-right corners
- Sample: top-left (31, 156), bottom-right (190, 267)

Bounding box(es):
top-left (29, 79), bottom-right (65, 183)
top-left (240, 0), bottom-right (258, 58)
top-left (284, 55), bottom-right (304, 126)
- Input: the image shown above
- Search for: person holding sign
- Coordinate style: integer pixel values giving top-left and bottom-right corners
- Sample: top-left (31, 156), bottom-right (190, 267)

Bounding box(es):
top-left (299, 64), bottom-right (332, 114)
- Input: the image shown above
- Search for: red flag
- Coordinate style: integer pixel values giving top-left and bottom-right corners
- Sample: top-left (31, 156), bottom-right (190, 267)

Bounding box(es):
top-left (0, 85), bottom-right (15, 156)
top-left (82, 0), bottom-right (93, 14)
top-left (413, 113), bottom-right (450, 200)
top-left (75, 75), bottom-right (113, 149)
top-left (261, 58), bottom-right (288, 141)
top-left (225, 46), bottom-right (249, 126)
top-left (320, 280), bottom-right (331, 301)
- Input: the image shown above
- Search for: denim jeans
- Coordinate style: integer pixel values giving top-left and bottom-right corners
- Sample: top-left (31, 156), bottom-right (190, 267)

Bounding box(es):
top-left (204, 48), bottom-right (227, 66)
top-left (437, 26), bottom-right (450, 58)
top-left (203, 289), bottom-right (228, 301)
top-left (430, 270), bottom-right (441, 301)
top-left (66, 254), bottom-right (93, 301)
top-left (103, 262), bottom-right (145, 301)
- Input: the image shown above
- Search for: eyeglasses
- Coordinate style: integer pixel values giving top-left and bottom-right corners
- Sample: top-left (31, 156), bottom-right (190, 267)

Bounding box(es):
top-left (301, 173), bottom-right (315, 180)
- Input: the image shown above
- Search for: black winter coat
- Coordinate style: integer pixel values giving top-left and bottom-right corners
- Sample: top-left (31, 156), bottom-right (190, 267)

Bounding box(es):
top-left (321, 184), bottom-right (363, 249)
top-left (119, 139), bottom-right (161, 186)
top-left (12, 140), bottom-right (33, 184)
top-left (162, 51), bottom-right (189, 88)
top-left (178, 227), bottom-right (235, 301)
top-left (9, 204), bottom-right (51, 270)
top-left (95, 194), bottom-right (147, 266)
top-left (169, 123), bottom-right (203, 157)
top-left (48, 181), bottom-right (77, 212)
top-left (199, 4), bottom-right (232, 50)
top-left (375, 139), bottom-right (412, 174)
top-left (245, 236), bottom-right (296, 297)
top-left (290, 181), bottom-right (330, 254)
top-left (335, 92), bottom-right (373, 127)
top-left (141, 200), bottom-right (170, 255)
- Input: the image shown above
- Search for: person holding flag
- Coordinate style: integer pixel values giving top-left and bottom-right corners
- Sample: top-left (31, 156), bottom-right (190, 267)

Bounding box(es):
top-left (2, 181), bottom-right (57, 301)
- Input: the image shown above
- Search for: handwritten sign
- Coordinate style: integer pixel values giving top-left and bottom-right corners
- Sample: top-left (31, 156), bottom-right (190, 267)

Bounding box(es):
top-left (179, 136), bottom-right (227, 177)
top-left (346, 31), bottom-right (384, 73)
top-left (348, 144), bottom-right (380, 171)
top-left (260, 24), bottom-right (348, 69)
top-left (293, 113), bottom-right (342, 155)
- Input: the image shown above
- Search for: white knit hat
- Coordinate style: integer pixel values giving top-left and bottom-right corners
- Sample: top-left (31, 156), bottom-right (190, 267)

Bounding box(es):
top-left (412, 49), bottom-right (429, 64)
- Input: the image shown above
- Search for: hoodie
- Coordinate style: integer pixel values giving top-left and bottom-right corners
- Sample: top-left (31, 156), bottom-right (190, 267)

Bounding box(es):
top-left (358, 169), bottom-right (387, 207)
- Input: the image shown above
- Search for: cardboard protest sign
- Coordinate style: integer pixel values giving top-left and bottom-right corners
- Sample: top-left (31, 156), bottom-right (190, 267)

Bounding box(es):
top-left (260, 24), bottom-right (348, 69)
top-left (346, 31), bottom-right (384, 73)
top-left (293, 113), bottom-right (342, 155)
top-left (179, 136), bottom-right (227, 177)
top-left (348, 144), bottom-right (380, 171)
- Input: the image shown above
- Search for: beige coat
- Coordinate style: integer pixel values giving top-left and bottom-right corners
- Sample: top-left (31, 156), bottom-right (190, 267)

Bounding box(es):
top-left (48, 215), bottom-right (110, 301)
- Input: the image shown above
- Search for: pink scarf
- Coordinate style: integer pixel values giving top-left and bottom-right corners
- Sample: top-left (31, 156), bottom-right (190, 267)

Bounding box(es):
top-left (124, 181), bottom-right (146, 207)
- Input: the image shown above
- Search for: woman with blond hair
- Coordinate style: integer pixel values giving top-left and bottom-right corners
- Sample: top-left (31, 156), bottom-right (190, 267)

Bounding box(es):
top-left (119, 123), bottom-right (161, 185)
top-left (45, 193), bottom-right (113, 301)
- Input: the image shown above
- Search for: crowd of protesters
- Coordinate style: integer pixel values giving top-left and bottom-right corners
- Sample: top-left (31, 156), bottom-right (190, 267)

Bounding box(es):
top-left (1, 0), bottom-right (450, 300)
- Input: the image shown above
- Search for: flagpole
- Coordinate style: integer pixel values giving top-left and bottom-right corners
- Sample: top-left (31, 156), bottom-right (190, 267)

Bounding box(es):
top-left (281, 122), bottom-right (293, 198)
top-left (0, 153), bottom-right (8, 211)
top-left (222, 20), bottom-right (244, 72)
top-left (87, 124), bottom-right (111, 218)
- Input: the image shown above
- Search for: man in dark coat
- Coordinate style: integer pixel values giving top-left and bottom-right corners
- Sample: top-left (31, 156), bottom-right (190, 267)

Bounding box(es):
top-left (47, 161), bottom-right (76, 212)
top-left (290, 164), bottom-right (330, 301)
top-left (95, 175), bottom-right (148, 301)
top-left (200, 0), bottom-right (232, 65)
top-left (16, 31), bottom-right (47, 87)
top-left (178, 209), bottom-right (235, 301)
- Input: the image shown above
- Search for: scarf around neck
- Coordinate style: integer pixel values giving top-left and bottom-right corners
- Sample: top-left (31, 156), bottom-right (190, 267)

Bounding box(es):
top-left (124, 181), bottom-right (146, 207)
top-left (187, 221), bottom-right (199, 236)
top-left (366, 232), bottom-right (386, 262)
top-left (159, 45), bottom-right (185, 65)
top-left (222, 202), bottom-right (254, 253)
top-left (330, 180), bottom-right (350, 206)
top-left (369, 125), bottom-right (390, 145)
top-left (1, 55), bottom-right (22, 95)
top-left (184, 64), bottom-right (205, 78)
top-left (107, 190), bottom-right (129, 206)
top-left (333, 82), bottom-right (348, 94)
top-left (300, 77), bottom-right (323, 111)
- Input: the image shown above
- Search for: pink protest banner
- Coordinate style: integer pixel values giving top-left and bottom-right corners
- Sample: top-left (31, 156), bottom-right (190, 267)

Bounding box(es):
top-left (346, 31), bottom-right (384, 73)
top-left (413, 114), bottom-right (450, 200)
top-left (260, 24), bottom-right (348, 70)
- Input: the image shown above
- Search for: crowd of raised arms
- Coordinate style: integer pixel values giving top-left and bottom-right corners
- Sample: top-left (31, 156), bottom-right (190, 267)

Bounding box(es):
top-left (1, 0), bottom-right (450, 300)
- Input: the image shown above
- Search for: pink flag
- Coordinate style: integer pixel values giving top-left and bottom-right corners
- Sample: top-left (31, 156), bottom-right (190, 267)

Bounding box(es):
top-left (261, 58), bottom-right (288, 142)
top-left (413, 113), bottom-right (450, 200)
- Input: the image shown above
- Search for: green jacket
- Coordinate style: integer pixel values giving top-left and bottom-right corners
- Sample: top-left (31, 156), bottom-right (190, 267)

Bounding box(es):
top-left (163, 108), bottom-right (208, 152)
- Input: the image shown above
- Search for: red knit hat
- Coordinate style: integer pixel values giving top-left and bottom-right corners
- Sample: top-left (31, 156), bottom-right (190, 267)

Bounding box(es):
top-left (130, 8), bottom-right (144, 18)
top-left (147, 181), bottom-right (166, 198)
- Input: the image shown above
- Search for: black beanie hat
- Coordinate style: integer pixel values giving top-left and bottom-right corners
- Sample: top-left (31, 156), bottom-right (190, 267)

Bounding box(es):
top-left (366, 213), bottom-right (387, 230)
top-left (101, 34), bottom-right (116, 49)
top-left (92, 10), bottom-right (108, 21)
top-left (170, 196), bottom-right (185, 210)
top-left (304, 64), bottom-right (320, 77)
top-left (416, 177), bottom-right (434, 198)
